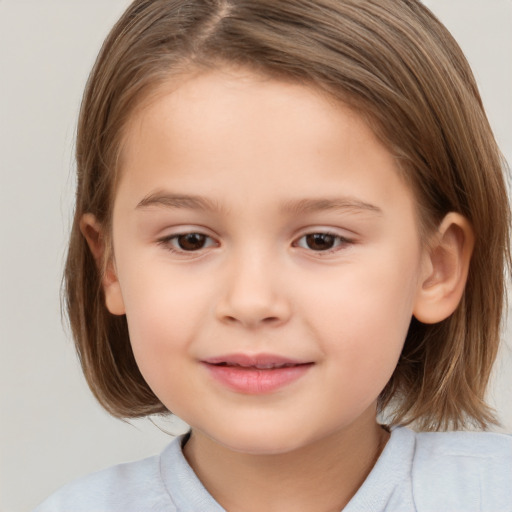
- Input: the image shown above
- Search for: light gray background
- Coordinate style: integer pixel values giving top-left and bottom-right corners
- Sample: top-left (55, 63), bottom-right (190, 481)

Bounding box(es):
top-left (1, 1), bottom-right (511, 511)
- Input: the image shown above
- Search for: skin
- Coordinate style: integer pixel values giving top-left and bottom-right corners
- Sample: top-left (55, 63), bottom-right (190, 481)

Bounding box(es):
top-left (82, 67), bottom-right (474, 511)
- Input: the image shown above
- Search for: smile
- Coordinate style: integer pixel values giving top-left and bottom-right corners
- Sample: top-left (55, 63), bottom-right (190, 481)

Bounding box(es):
top-left (213, 362), bottom-right (298, 369)
top-left (202, 354), bottom-right (313, 394)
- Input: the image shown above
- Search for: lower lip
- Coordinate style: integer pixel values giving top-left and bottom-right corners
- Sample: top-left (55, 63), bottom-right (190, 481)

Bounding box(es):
top-left (203, 363), bottom-right (312, 394)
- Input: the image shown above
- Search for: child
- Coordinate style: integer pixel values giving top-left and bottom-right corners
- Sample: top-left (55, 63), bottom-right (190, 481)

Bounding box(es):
top-left (36, 0), bottom-right (511, 510)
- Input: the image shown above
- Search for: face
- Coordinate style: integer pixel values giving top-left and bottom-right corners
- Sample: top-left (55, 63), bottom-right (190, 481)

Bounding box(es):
top-left (106, 68), bottom-right (429, 455)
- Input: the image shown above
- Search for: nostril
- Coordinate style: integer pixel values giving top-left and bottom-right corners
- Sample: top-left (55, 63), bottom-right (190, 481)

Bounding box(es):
top-left (221, 314), bottom-right (281, 327)
top-left (215, 293), bottom-right (292, 327)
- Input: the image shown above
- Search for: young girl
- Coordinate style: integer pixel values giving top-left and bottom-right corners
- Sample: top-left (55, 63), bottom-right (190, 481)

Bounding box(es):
top-left (36, 0), bottom-right (511, 510)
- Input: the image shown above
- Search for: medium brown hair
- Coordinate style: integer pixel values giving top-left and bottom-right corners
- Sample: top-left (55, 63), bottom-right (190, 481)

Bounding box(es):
top-left (65, 0), bottom-right (510, 429)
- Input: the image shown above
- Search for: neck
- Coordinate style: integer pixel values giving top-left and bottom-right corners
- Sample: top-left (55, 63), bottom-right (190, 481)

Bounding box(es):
top-left (183, 409), bottom-right (389, 512)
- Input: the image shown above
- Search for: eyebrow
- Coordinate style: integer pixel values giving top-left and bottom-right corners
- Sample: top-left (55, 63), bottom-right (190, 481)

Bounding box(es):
top-left (136, 191), bottom-right (382, 216)
top-left (281, 197), bottom-right (383, 216)
top-left (136, 192), bottom-right (223, 212)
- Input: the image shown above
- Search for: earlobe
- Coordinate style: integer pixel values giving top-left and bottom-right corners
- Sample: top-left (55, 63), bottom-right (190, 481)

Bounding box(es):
top-left (80, 213), bottom-right (126, 316)
top-left (413, 213), bottom-right (474, 324)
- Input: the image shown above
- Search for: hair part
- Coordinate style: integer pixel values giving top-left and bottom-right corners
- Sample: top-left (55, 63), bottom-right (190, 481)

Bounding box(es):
top-left (65, 0), bottom-right (511, 429)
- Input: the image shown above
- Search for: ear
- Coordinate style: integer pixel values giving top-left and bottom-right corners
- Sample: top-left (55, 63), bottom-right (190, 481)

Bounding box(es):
top-left (413, 213), bottom-right (474, 324)
top-left (80, 213), bottom-right (126, 316)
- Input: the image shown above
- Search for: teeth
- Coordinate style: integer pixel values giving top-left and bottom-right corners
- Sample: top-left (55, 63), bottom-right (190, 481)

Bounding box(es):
top-left (241, 363), bottom-right (292, 369)
top-left (214, 362), bottom-right (297, 369)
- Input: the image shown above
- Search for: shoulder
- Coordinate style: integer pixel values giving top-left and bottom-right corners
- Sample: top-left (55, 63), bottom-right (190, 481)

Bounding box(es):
top-left (410, 429), bottom-right (512, 511)
top-left (33, 445), bottom-right (177, 512)
top-left (413, 429), bottom-right (512, 473)
top-left (414, 428), bottom-right (512, 454)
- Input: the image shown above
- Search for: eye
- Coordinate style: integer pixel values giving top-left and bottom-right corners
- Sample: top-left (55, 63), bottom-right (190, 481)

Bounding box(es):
top-left (294, 232), bottom-right (350, 252)
top-left (159, 232), bottom-right (217, 252)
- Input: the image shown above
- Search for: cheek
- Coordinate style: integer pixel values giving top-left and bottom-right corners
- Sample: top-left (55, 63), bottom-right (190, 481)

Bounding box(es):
top-left (116, 261), bottom-right (211, 384)
top-left (305, 250), bottom-right (420, 391)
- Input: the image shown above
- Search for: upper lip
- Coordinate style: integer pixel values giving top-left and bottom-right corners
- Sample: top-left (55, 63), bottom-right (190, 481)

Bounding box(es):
top-left (202, 353), bottom-right (312, 369)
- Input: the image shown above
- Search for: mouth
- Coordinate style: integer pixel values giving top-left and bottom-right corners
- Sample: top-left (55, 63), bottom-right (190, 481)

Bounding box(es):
top-left (202, 354), bottom-right (314, 394)
top-left (203, 353), bottom-right (311, 368)
top-left (211, 361), bottom-right (302, 369)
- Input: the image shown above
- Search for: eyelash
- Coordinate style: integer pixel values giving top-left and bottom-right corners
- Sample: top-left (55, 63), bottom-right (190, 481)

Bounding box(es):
top-left (157, 233), bottom-right (218, 254)
top-left (157, 231), bottom-right (353, 255)
top-left (293, 232), bottom-right (352, 254)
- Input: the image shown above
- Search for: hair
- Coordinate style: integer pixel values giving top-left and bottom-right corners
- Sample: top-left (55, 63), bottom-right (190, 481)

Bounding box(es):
top-left (65, 0), bottom-right (510, 430)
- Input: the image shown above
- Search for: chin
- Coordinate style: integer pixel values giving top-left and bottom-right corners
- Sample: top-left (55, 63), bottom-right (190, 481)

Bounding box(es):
top-left (203, 422), bottom-right (324, 456)
top-left (220, 436), bottom-right (303, 456)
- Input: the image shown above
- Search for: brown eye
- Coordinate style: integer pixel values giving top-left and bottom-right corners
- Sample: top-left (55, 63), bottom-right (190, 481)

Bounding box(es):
top-left (176, 233), bottom-right (208, 251)
top-left (294, 232), bottom-right (350, 253)
top-left (304, 233), bottom-right (336, 251)
top-left (159, 231), bottom-right (218, 254)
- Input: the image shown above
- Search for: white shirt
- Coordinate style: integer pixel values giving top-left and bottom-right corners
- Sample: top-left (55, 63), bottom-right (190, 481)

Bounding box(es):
top-left (34, 426), bottom-right (512, 511)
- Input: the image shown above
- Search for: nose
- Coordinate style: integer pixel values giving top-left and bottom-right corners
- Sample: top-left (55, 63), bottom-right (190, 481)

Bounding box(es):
top-left (215, 251), bottom-right (292, 329)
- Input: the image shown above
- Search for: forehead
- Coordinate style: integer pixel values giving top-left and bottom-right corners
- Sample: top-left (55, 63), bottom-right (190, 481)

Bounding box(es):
top-left (124, 67), bottom-right (356, 155)
top-left (116, 67), bottom-right (416, 221)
